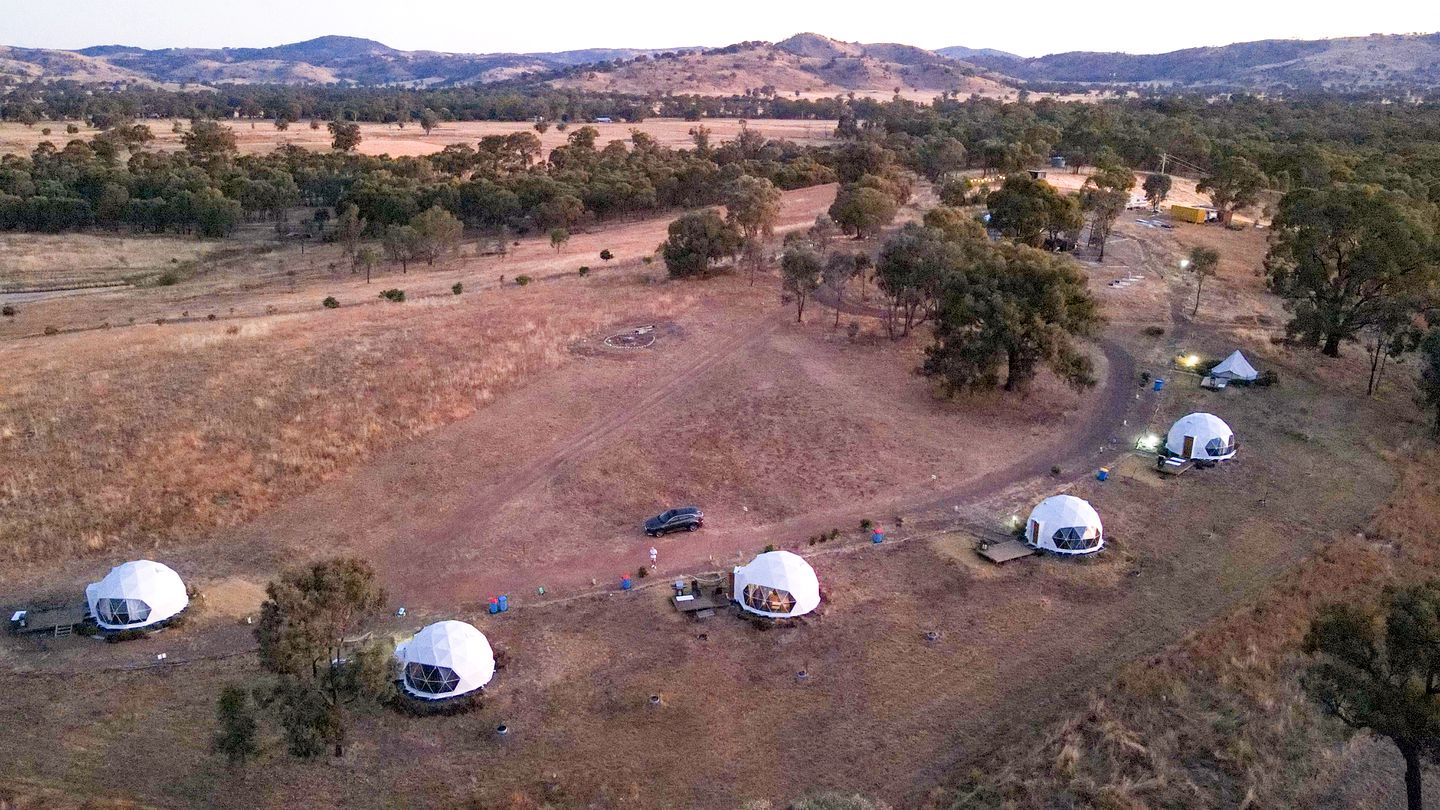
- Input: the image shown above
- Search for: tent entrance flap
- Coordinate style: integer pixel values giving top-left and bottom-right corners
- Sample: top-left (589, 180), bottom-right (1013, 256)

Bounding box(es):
top-left (1183, 435), bottom-right (1195, 457)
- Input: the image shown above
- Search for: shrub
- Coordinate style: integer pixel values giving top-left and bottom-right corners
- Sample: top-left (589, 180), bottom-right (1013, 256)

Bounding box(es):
top-left (1, 304), bottom-right (15, 317)
top-left (66, 123), bottom-right (79, 134)
top-left (599, 249), bottom-right (614, 261)
top-left (451, 282), bottom-right (463, 295)
top-left (155, 270), bottom-right (180, 286)
top-left (206, 313), bottom-right (216, 320)
top-left (636, 566), bottom-right (649, 578)
top-left (513, 275), bottom-right (532, 286)
top-left (105, 628), bottom-right (149, 643)
top-left (1255, 369), bottom-right (1279, 387)
top-left (322, 296), bottom-right (340, 309)
top-left (641, 255), bottom-right (653, 265)
top-left (763, 544), bottom-right (777, 553)
top-left (578, 266), bottom-right (590, 277)
top-left (41, 128), bottom-right (51, 136)
top-left (859, 518), bottom-right (874, 532)
top-left (1050, 465), bottom-right (1062, 476)
top-left (43, 325), bottom-right (59, 335)
top-left (1142, 325), bottom-right (1166, 337)
top-left (379, 289), bottom-right (405, 302)
top-left (828, 528), bottom-right (840, 540)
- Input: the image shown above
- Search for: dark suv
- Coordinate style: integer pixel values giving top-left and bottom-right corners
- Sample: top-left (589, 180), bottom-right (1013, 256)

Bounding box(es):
top-left (644, 507), bottom-right (704, 536)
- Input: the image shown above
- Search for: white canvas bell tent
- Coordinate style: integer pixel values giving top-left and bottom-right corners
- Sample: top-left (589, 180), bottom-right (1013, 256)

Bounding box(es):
top-left (732, 550), bottom-right (821, 618)
top-left (1166, 412), bottom-right (1237, 460)
top-left (1025, 495), bottom-right (1104, 555)
top-left (85, 560), bottom-right (189, 630)
top-left (394, 620), bottom-right (495, 700)
top-left (1211, 351), bottom-right (1258, 382)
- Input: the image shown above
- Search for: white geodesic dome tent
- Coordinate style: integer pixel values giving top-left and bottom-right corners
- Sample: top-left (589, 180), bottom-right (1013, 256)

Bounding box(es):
top-left (1026, 495), bottom-right (1105, 555)
top-left (1166, 412), bottom-right (1237, 461)
top-left (85, 560), bottom-right (189, 630)
top-left (732, 550), bottom-right (821, 618)
top-left (394, 620), bottom-right (495, 700)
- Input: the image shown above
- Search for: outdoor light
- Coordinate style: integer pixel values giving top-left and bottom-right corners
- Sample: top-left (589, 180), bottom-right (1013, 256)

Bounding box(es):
top-left (1182, 354), bottom-right (1200, 367)
top-left (1179, 259), bottom-right (1191, 269)
top-left (1137, 434), bottom-right (1161, 451)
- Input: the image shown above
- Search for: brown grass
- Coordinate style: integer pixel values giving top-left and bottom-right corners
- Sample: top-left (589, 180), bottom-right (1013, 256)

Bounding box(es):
top-left (0, 118), bottom-right (836, 161)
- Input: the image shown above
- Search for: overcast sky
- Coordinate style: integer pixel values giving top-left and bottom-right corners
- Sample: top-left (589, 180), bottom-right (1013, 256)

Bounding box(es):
top-left (5, 0), bottom-right (1435, 57)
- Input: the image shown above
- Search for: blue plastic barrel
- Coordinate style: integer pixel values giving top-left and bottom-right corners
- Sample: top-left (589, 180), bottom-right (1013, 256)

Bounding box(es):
top-left (872, 530), bottom-right (885, 544)
top-left (487, 599), bottom-right (499, 615)
top-left (1097, 468), bottom-right (1110, 481)
top-left (498, 594), bottom-right (509, 612)
top-left (621, 576), bottom-right (632, 591)
top-left (1153, 378), bottom-right (1165, 392)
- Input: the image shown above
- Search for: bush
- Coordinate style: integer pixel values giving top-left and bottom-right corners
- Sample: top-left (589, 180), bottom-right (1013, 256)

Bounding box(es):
top-left (155, 270), bottom-right (180, 286)
top-left (859, 518), bottom-right (874, 532)
top-left (43, 325), bottom-right (59, 335)
top-left (636, 566), bottom-right (649, 578)
top-left (1142, 325), bottom-right (1166, 337)
top-left (513, 275), bottom-right (532, 286)
top-left (641, 255), bottom-right (653, 265)
top-left (1, 304), bottom-right (15, 317)
top-left (451, 282), bottom-right (463, 295)
top-left (1050, 465), bottom-right (1062, 476)
top-left (41, 128), bottom-right (51, 136)
top-left (379, 289), bottom-right (405, 302)
top-left (578, 266), bottom-right (590, 276)
top-left (322, 296), bottom-right (339, 309)
top-left (66, 123), bottom-right (79, 134)
top-left (764, 544), bottom-right (777, 553)
top-left (1255, 369), bottom-right (1279, 387)
top-left (105, 628), bottom-right (149, 643)
top-left (600, 249), bottom-right (614, 261)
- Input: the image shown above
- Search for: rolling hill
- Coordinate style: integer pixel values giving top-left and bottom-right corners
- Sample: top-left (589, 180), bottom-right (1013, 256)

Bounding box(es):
top-left (0, 36), bottom-right (679, 87)
top-left (956, 32), bottom-right (1440, 91)
top-left (551, 34), bottom-right (1015, 100)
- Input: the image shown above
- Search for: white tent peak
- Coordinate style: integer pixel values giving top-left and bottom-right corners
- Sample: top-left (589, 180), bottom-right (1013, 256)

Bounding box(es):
top-left (395, 620), bottom-right (495, 700)
top-left (85, 559), bottom-right (189, 630)
top-left (1212, 351), bottom-right (1258, 381)
top-left (733, 550), bottom-right (821, 618)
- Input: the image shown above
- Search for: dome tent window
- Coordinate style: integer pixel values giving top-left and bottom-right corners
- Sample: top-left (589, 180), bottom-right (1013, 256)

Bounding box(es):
top-left (1206, 435), bottom-right (1236, 457)
top-left (404, 662), bottom-right (462, 696)
top-left (98, 598), bottom-right (150, 626)
top-left (744, 584), bottom-right (797, 614)
top-left (1051, 526), bottom-right (1100, 552)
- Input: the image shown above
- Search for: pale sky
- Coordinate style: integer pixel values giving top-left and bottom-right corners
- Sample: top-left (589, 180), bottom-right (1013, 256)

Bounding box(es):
top-left (4, 0), bottom-right (1435, 58)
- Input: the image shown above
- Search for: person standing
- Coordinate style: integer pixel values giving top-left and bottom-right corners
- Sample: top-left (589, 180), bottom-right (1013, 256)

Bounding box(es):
top-left (649, 546), bottom-right (658, 569)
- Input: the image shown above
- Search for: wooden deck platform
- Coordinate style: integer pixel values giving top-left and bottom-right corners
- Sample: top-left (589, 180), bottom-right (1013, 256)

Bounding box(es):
top-left (9, 605), bottom-right (87, 637)
top-left (976, 538), bottom-right (1037, 564)
top-left (1156, 456), bottom-right (1195, 476)
top-left (672, 592), bottom-right (729, 615)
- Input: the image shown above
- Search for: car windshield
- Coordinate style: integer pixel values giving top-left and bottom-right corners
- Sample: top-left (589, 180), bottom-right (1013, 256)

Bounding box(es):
top-left (658, 511), bottom-right (673, 521)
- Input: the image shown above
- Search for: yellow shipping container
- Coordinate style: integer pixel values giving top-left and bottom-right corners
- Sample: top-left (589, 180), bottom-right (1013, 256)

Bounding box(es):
top-left (1170, 205), bottom-right (1207, 224)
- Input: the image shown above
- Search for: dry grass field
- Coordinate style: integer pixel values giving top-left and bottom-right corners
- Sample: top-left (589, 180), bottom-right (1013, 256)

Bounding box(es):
top-left (0, 163), bottom-right (1431, 808)
top-left (0, 117), bottom-right (837, 161)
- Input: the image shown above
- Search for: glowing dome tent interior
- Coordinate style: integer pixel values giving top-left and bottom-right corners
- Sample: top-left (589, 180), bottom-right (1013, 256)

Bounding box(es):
top-left (394, 620), bottom-right (495, 700)
top-left (1166, 412), bottom-right (1237, 460)
top-left (85, 560), bottom-right (190, 630)
top-left (732, 550), bottom-right (821, 618)
top-left (1025, 495), bottom-right (1104, 555)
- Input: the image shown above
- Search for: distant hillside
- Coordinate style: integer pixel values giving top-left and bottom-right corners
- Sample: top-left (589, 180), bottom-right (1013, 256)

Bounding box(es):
top-left (960, 32), bottom-right (1440, 91)
top-left (552, 33), bottom-right (1015, 100)
top-left (0, 36), bottom-right (681, 87)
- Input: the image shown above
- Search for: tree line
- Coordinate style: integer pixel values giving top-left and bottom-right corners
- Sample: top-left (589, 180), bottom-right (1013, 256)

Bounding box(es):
top-left (0, 118), bottom-right (837, 237)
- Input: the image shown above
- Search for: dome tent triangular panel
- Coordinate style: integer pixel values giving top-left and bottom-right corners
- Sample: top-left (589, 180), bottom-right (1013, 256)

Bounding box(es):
top-left (1026, 495), bottom-right (1104, 555)
top-left (395, 620), bottom-right (495, 700)
top-left (1166, 412), bottom-right (1237, 460)
top-left (86, 560), bottom-right (189, 630)
top-left (732, 550), bottom-right (820, 618)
